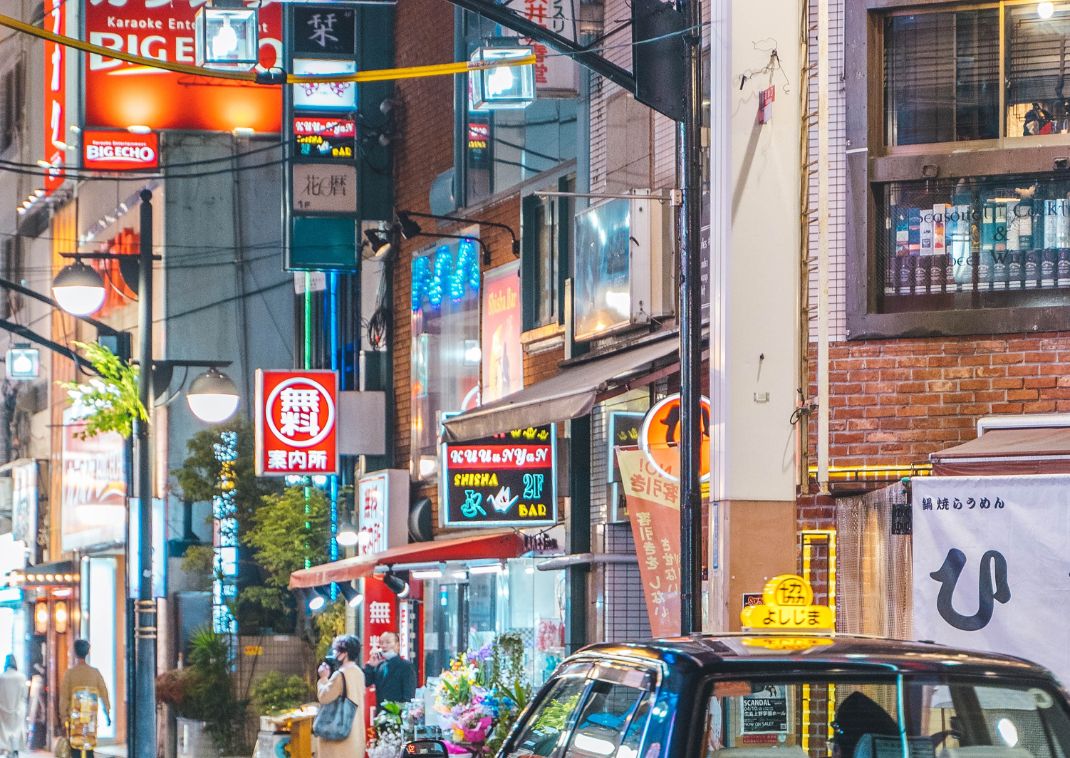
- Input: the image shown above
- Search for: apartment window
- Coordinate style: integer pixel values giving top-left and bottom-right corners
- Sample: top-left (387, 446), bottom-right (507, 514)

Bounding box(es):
top-left (847, 0), bottom-right (1070, 338)
top-left (0, 60), bottom-right (25, 154)
top-left (456, 10), bottom-right (578, 206)
top-left (521, 176), bottom-right (572, 332)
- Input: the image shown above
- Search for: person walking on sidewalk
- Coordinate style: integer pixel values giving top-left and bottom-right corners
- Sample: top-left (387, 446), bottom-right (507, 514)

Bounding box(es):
top-left (59, 641), bottom-right (110, 758)
top-left (0, 655), bottom-right (27, 757)
top-left (363, 631), bottom-right (417, 707)
top-left (316, 635), bottom-right (366, 758)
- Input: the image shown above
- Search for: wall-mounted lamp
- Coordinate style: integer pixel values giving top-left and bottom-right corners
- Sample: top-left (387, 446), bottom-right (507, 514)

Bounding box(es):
top-left (469, 41), bottom-right (536, 111)
top-left (397, 209), bottom-right (520, 259)
top-left (195, 2), bottom-right (260, 70)
top-left (383, 570), bottom-right (410, 598)
top-left (338, 581), bottom-right (362, 608)
top-left (34, 601), bottom-right (49, 635)
top-left (363, 226), bottom-right (492, 266)
top-left (54, 600), bottom-right (69, 634)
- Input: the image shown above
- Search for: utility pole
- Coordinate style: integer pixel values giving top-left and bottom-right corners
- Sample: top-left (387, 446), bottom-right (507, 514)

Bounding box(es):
top-left (677, 0), bottom-right (704, 636)
top-left (134, 188), bottom-right (157, 758)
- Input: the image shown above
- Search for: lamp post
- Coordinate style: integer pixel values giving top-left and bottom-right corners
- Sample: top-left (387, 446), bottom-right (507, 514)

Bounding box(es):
top-left (52, 189), bottom-right (240, 756)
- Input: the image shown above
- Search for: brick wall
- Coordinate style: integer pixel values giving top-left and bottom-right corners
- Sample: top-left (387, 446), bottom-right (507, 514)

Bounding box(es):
top-left (806, 333), bottom-right (1070, 468)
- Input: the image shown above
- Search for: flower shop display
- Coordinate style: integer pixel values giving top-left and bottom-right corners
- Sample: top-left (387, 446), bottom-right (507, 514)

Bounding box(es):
top-left (367, 702), bottom-right (404, 758)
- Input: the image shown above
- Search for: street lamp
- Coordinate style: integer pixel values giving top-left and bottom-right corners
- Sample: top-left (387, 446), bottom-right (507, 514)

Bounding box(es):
top-left (186, 367), bottom-right (240, 423)
top-left (51, 261), bottom-right (105, 316)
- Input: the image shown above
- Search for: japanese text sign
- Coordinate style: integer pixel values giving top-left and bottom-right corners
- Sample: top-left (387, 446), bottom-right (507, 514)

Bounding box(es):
top-left (43, 0), bottom-right (65, 194)
top-left (616, 447), bottom-right (681, 637)
top-left (441, 424), bottom-right (557, 527)
top-left (503, 0), bottom-right (578, 94)
top-left (82, 131), bottom-right (159, 171)
top-left (640, 393), bottom-right (712, 484)
top-left (255, 369), bottom-right (339, 476)
top-left (739, 574), bottom-right (835, 631)
top-left (292, 163), bottom-right (358, 214)
top-left (84, 0), bottom-right (282, 133)
top-left (291, 6), bottom-right (356, 56)
top-left (293, 117), bottom-right (356, 162)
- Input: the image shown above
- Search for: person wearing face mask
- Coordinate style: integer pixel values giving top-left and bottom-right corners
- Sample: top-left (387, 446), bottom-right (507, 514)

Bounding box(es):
top-left (316, 635), bottom-right (366, 758)
top-left (363, 631), bottom-right (417, 706)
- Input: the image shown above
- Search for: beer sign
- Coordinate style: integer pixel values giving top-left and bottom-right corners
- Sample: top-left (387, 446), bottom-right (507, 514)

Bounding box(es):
top-left (255, 370), bottom-right (339, 476)
top-left (441, 424), bottom-right (557, 527)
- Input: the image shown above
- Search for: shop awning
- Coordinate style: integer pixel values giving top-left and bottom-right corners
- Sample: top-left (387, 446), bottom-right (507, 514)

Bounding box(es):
top-left (288, 530), bottom-right (527, 589)
top-left (443, 330), bottom-right (697, 442)
top-left (930, 426), bottom-right (1070, 475)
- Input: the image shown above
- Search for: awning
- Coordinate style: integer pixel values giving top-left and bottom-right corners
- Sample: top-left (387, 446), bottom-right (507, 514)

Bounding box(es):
top-left (288, 530), bottom-right (527, 589)
top-left (443, 330), bottom-right (694, 442)
top-left (930, 427), bottom-right (1070, 475)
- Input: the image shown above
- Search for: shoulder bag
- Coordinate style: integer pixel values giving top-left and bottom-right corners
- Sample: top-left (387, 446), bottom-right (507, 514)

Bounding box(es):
top-left (312, 668), bottom-right (358, 741)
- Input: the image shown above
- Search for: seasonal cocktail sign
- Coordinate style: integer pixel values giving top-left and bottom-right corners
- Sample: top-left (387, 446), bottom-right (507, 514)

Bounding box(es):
top-left (441, 424), bottom-right (556, 527)
top-left (255, 369), bottom-right (339, 476)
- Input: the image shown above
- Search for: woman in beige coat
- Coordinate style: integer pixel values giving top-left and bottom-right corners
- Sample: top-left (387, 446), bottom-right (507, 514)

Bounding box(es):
top-left (317, 635), bottom-right (366, 758)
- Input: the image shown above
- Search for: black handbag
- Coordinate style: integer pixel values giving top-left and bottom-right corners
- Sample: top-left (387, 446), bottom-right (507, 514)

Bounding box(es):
top-left (312, 669), bottom-right (358, 741)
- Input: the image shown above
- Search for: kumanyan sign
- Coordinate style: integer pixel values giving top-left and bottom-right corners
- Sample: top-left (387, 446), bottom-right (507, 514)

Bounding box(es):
top-left (82, 131), bottom-right (159, 171)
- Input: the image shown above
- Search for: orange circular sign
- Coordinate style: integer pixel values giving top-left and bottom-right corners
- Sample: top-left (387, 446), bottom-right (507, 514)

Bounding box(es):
top-left (639, 393), bottom-right (711, 483)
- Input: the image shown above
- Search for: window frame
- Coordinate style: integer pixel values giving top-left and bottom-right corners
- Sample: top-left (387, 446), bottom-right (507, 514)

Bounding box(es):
top-left (521, 174), bottom-right (573, 333)
top-left (847, 0), bottom-right (1070, 339)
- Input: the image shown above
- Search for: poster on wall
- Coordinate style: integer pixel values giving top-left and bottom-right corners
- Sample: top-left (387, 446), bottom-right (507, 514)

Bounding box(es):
top-left (83, 0), bottom-right (282, 132)
top-left (441, 424), bottom-right (556, 527)
top-left (615, 447), bottom-right (680, 638)
top-left (61, 410), bottom-right (126, 552)
top-left (912, 475), bottom-right (1070, 688)
top-left (481, 263), bottom-right (523, 403)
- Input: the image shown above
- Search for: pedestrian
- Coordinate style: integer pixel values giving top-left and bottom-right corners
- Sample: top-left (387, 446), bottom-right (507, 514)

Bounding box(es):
top-left (364, 631), bottom-right (417, 706)
top-left (0, 655), bottom-right (26, 757)
top-left (59, 640), bottom-right (111, 758)
top-left (316, 634), bottom-right (366, 758)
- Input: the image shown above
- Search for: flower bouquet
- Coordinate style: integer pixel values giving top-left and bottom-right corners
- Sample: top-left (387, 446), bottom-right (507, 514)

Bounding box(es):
top-left (368, 701), bottom-right (404, 758)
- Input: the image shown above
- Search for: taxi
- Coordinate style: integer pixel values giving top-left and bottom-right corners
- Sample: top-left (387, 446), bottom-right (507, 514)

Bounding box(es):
top-left (409, 575), bottom-right (1070, 758)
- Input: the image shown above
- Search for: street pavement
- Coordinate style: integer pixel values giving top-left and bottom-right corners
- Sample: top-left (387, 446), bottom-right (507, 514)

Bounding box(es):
top-left (26, 745), bottom-right (126, 757)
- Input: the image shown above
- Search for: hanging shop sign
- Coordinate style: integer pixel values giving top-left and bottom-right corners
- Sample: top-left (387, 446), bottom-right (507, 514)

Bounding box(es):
top-left (739, 574), bottom-right (835, 631)
top-left (356, 470), bottom-right (409, 559)
top-left (291, 6), bottom-right (356, 56)
top-left (913, 475), bottom-right (1070, 690)
top-left (9, 459), bottom-right (39, 565)
top-left (83, 0), bottom-right (282, 132)
top-left (43, 0), bottom-right (65, 194)
top-left (255, 369), bottom-right (339, 476)
top-left (616, 447), bottom-right (680, 637)
top-left (292, 59), bottom-right (357, 112)
top-left (480, 263), bottom-right (523, 403)
top-left (5, 346), bottom-right (40, 380)
top-left (441, 424), bottom-right (557, 527)
top-left (293, 117), bottom-right (356, 162)
top-left (81, 131), bottom-right (159, 171)
top-left (502, 0), bottom-right (578, 95)
top-left (61, 409), bottom-right (126, 552)
top-left (292, 163), bottom-right (358, 214)
top-left (640, 393), bottom-right (712, 484)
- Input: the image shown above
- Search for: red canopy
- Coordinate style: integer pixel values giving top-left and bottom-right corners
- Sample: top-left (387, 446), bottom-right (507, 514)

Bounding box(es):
top-left (288, 530), bottom-right (526, 589)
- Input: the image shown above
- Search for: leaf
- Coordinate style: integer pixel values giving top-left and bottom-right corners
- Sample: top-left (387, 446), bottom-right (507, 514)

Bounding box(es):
top-left (57, 341), bottom-right (147, 439)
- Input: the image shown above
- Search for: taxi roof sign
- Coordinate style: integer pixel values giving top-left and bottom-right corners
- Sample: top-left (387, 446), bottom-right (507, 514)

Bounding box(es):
top-left (740, 574), bottom-right (835, 632)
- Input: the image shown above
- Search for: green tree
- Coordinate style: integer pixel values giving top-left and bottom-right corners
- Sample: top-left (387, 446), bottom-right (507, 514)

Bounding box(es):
top-left (58, 341), bottom-right (147, 439)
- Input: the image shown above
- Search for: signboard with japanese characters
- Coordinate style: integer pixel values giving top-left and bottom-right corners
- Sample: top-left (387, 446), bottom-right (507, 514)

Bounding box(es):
top-left (292, 6), bottom-right (356, 56)
top-left (913, 475), bottom-right (1070, 690)
top-left (480, 263), bottom-right (523, 403)
top-left (43, 0), bottom-right (65, 194)
top-left (293, 117), bottom-right (356, 162)
top-left (640, 393), bottom-right (712, 484)
top-left (440, 424), bottom-right (557, 528)
top-left (82, 131), bottom-right (159, 171)
top-left (356, 470), bottom-right (409, 559)
top-left (61, 409), bottom-right (126, 551)
top-left (502, 0), bottom-right (578, 95)
top-left (616, 447), bottom-right (680, 637)
top-left (292, 163), bottom-right (358, 214)
top-left (255, 369), bottom-right (339, 476)
top-left (361, 577), bottom-right (396, 719)
top-left (84, 0), bottom-right (282, 133)
top-left (738, 574), bottom-right (835, 631)
top-left (292, 59), bottom-right (357, 112)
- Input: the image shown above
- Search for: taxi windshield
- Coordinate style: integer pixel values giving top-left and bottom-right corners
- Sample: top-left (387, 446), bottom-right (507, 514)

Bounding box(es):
top-left (702, 676), bottom-right (1070, 758)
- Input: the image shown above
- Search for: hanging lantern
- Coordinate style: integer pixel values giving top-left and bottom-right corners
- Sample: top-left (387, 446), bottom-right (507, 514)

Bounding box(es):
top-left (468, 42), bottom-right (535, 111)
top-left (54, 600), bottom-right (69, 634)
top-left (34, 601), bottom-right (49, 635)
top-left (194, 2), bottom-right (260, 71)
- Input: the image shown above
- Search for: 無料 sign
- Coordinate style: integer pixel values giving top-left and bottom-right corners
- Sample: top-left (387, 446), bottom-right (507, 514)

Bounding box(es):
top-left (255, 369), bottom-right (339, 476)
top-left (82, 131), bottom-right (159, 171)
top-left (441, 424), bottom-right (557, 527)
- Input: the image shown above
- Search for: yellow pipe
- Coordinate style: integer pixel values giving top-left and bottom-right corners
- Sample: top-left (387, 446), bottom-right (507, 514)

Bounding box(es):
top-left (0, 12), bottom-right (535, 84)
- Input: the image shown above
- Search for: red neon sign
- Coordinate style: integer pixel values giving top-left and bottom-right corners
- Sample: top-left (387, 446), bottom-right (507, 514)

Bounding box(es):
top-left (255, 370), bottom-right (339, 476)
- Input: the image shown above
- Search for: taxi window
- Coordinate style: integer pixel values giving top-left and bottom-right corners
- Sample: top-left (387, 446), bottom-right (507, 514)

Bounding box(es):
top-left (700, 678), bottom-right (1070, 758)
top-left (504, 663), bottom-right (655, 758)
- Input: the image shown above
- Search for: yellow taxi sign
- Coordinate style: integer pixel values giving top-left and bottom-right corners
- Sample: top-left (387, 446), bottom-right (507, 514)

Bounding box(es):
top-left (739, 574), bottom-right (835, 631)
top-left (741, 636), bottom-right (835, 651)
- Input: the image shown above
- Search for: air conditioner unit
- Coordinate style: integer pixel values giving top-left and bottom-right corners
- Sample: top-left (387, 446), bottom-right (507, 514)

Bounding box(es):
top-left (573, 192), bottom-right (674, 342)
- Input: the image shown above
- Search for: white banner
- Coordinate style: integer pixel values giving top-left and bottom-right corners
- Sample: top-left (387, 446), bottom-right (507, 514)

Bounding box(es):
top-left (912, 475), bottom-right (1070, 688)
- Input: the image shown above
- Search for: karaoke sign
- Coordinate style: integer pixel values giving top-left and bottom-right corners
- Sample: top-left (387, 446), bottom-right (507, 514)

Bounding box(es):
top-left (255, 369), bottom-right (339, 476)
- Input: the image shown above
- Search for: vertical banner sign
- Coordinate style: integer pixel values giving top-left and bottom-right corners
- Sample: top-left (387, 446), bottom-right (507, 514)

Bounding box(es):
top-left (255, 370), bottom-right (339, 476)
top-left (503, 0), bottom-right (578, 94)
top-left (362, 578), bottom-right (396, 714)
top-left (481, 262), bottom-right (523, 403)
top-left (61, 411), bottom-right (126, 552)
top-left (912, 475), bottom-right (1070, 688)
top-left (616, 447), bottom-right (681, 637)
top-left (43, 0), bottom-right (65, 194)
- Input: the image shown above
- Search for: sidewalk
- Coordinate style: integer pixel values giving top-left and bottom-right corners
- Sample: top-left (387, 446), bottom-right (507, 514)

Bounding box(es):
top-left (27, 743), bottom-right (126, 757)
